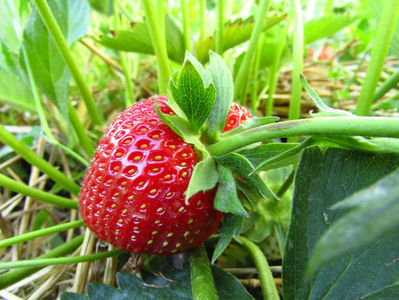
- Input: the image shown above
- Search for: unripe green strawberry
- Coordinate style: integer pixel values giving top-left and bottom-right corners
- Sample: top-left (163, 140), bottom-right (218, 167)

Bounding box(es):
top-left (80, 96), bottom-right (252, 255)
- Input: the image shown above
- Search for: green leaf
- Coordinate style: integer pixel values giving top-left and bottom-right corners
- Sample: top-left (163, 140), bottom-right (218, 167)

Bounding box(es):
top-left (88, 0), bottom-right (112, 15)
top-left (0, 43), bottom-right (34, 112)
top-left (308, 167), bottom-right (399, 276)
top-left (170, 59), bottom-right (216, 133)
top-left (212, 214), bottom-right (243, 263)
top-left (207, 51), bottom-right (234, 141)
top-left (193, 13), bottom-right (285, 64)
top-left (283, 147), bottom-right (399, 300)
top-left (97, 15), bottom-right (185, 63)
top-left (185, 157), bottom-right (218, 202)
top-left (304, 12), bottom-right (362, 44)
top-left (221, 116), bottom-right (279, 137)
top-left (214, 165), bottom-right (247, 216)
top-left (212, 265), bottom-right (255, 300)
top-left (238, 143), bottom-right (299, 170)
top-left (23, 0), bottom-right (90, 118)
top-left (216, 153), bottom-right (279, 202)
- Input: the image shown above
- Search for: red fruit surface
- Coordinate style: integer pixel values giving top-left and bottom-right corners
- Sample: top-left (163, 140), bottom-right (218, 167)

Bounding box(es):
top-left (80, 96), bottom-right (252, 255)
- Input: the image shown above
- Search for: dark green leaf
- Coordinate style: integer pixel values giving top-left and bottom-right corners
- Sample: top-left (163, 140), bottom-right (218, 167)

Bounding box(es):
top-left (216, 153), bottom-right (279, 202)
top-left (214, 165), bottom-right (247, 216)
top-left (212, 265), bottom-right (255, 300)
top-left (97, 15), bottom-right (185, 63)
top-left (207, 51), bottom-right (234, 141)
top-left (304, 12), bottom-right (361, 44)
top-left (238, 143), bottom-right (299, 169)
top-left (170, 59), bottom-right (216, 133)
top-left (283, 147), bottom-right (399, 300)
top-left (186, 157), bottom-right (218, 202)
top-left (212, 214), bottom-right (243, 263)
top-left (308, 167), bottom-right (399, 276)
top-left (221, 116), bottom-right (279, 137)
top-left (61, 293), bottom-right (88, 300)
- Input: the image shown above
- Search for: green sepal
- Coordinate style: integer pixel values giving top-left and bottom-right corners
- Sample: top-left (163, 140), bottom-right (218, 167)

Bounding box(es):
top-left (215, 153), bottom-right (279, 202)
top-left (211, 213), bottom-right (244, 263)
top-left (154, 97), bottom-right (200, 146)
top-left (214, 164), bottom-right (247, 216)
top-left (207, 51), bottom-right (234, 142)
top-left (185, 156), bottom-right (219, 204)
top-left (169, 57), bottom-right (216, 133)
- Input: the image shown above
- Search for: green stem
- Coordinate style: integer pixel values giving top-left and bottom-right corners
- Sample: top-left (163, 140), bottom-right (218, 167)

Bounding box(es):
top-left (239, 236), bottom-right (279, 300)
top-left (208, 116), bottom-right (399, 156)
top-left (216, 0), bottom-right (224, 54)
top-left (0, 124), bottom-right (80, 195)
top-left (276, 167), bottom-right (296, 197)
top-left (142, 0), bottom-right (171, 94)
top-left (250, 33), bottom-right (264, 112)
top-left (32, 0), bottom-right (103, 127)
top-left (199, 0), bottom-right (206, 40)
top-left (289, 0), bottom-right (304, 121)
top-left (68, 102), bottom-right (95, 158)
top-left (0, 220), bottom-right (84, 249)
top-left (0, 249), bottom-right (124, 270)
top-left (354, 0), bottom-right (399, 116)
top-left (0, 173), bottom-right (79, 209)
top-left (181, 0), bottom-right (191, 52)
top-left (189, 244), bottom-right (218, 300)
top-left (373, 69), bottom-right (399, 103)
top-left (266, 17), bottom-right (290, 116)
top-left (54, 141), bottom-right (90, 166)
top-left (113, 1), bottom-right (134, 107)
top-left (235, 0), bottom-right (270, 105)
top-left (0, 235), bottom-right (84, 289)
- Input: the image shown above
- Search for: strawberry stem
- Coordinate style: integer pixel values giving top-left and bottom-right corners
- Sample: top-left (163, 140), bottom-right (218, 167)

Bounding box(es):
top-left (0, 249), bottom-right (124, 270)
top-left (208, 117), bottom-right (399, 157)
top-left (0, 173), bottom-right (79, 209)
top-left (0, 235), bottom-right (84, 289)
top-left (0, 220), bottom-right (84, 249)
top-left (239, 236), bottom-right (280, 300)
top-left (189, 244), bottom-right (218, 300)
top-left (0, 124), bottom-right (81, 195)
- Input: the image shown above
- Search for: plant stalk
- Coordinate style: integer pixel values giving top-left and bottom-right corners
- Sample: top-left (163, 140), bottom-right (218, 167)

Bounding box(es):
top-left (181, 0), bottom-right (191, 52)
top-left (0, 249), bottom-right (124, 270)
top-left (216, 0), bottom-right (224, 54)
top-left (0, 220), bottom-right (84, 249)
top-left (373, 69), bottom-right (399, 103)
top-left (0, 173), bottom-right (79, 209)
top-left (199, 0), bottom-right (206, 40)
top-left (289, 0), bottom-right (304, 121)
top-left (239, 236), bottom-right (280, 300)
top-left (189, 244), bottom-right (218, 300)
top-left (208, 116), bottom-right (399, 156)
top-left (235, 0), bottom-right (270, 105)
top-left (0, 235), bottom-right (84, 289)
top-left (354, 0), bottom-right (399, 116)
top-left (0, 124), bottom-right (80, 195)
top-left (32, 0), bottom-right (103, 127)
top-left (142, 0), bottom-right (171, 94)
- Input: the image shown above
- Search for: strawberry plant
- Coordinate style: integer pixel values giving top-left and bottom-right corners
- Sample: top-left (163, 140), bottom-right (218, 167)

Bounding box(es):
top-left (1, 0), bottom-right (399, 299)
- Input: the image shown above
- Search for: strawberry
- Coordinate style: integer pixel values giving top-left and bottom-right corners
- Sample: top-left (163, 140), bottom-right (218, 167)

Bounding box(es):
top-left (80, 96), bottom-right (252, 255)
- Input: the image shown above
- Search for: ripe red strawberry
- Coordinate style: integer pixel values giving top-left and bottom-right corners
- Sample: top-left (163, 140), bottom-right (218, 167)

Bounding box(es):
top-left (80, 96), bottom-right (252, 255)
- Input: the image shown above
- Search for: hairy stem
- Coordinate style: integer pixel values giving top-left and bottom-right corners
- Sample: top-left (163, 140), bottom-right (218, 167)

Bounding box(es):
top-left (239, 236), bottom-right (279, 300)
top-left (354, 0), bottom-right (399, 116)
top-left (189, 244), bottom-right (218, 300)
top-left (0, 220), bottom-right (84, 249)
top-left (208, 117), bottom-right (399, 156)
top-left (32, 0), bottom-right (103, 127)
